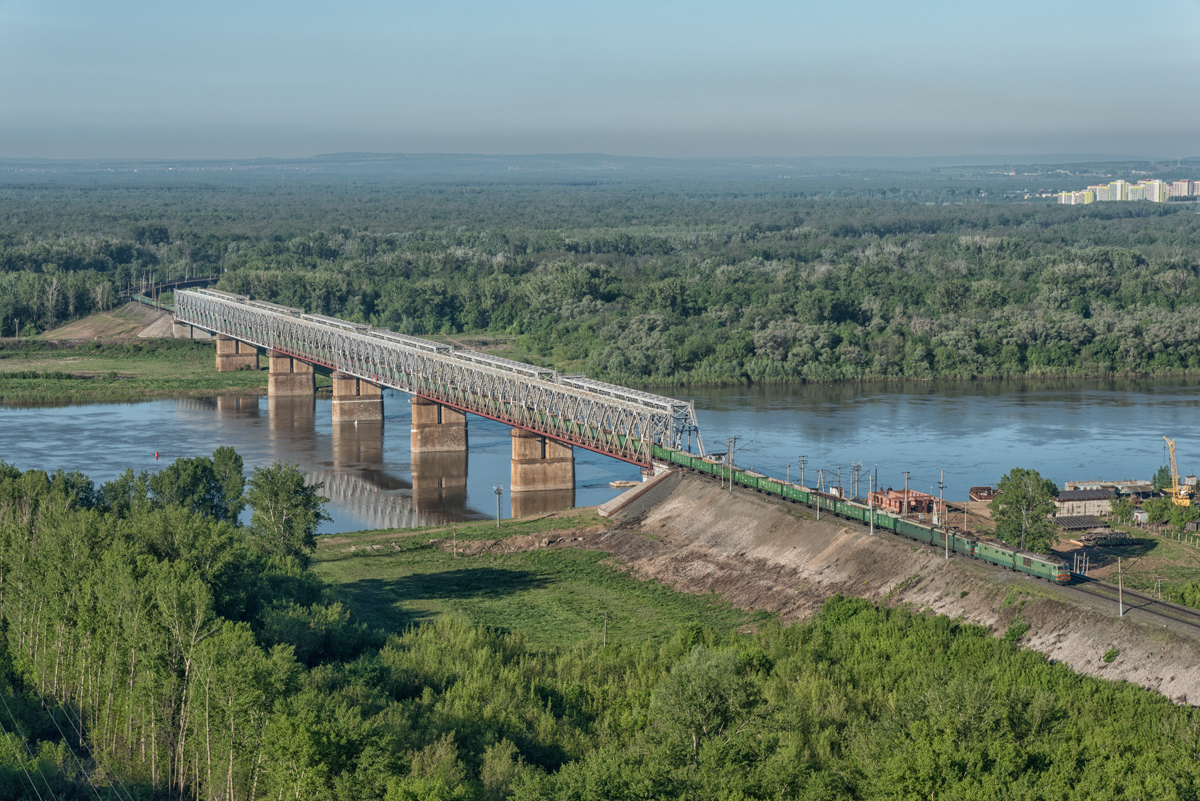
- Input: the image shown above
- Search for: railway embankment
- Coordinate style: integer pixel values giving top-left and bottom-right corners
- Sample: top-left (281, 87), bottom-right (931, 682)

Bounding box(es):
top-left (575, 472), bottom-right (1200, 704)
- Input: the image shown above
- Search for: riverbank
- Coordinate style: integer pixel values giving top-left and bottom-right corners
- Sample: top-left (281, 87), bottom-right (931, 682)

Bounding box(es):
top-left (0, 339), bottom-right (269, 403)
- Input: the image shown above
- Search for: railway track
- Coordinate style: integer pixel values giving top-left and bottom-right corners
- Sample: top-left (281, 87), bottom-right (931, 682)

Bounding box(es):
top-left (1071, 577), bottom-right (1200, 631)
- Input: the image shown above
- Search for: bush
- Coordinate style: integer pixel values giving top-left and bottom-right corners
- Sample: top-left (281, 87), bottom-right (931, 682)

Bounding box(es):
top-left (1003, 618), bottom-right (1031, 643)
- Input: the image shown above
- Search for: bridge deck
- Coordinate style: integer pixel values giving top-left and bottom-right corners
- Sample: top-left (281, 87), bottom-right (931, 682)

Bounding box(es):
top-left (174, 289), bottom-right (704, 467)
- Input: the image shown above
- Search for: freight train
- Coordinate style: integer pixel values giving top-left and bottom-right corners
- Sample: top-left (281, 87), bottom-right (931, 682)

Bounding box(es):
top-left (652, 445), bottom-right (1070, 584)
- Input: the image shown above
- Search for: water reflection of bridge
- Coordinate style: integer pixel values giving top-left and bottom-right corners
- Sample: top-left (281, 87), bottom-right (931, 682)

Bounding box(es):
top-left (174, 395), bottom-right (575, 528)
top-left (273, 397), bottom-right (474, 529)
top-left (175, 396), bottom-right (261, 415)
top-left (306, 467), bottom-right (451, 530)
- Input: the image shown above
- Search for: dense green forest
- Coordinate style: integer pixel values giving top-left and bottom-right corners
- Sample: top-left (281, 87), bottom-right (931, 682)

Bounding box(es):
top-left (2, 178), bottom-right (1199, 385)
top-left (2, 453), bottom-right (1200, 799)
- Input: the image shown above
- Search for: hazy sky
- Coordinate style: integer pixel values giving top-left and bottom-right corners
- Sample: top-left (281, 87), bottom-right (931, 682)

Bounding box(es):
top-left (1, 0), bottom-right (1197, 159)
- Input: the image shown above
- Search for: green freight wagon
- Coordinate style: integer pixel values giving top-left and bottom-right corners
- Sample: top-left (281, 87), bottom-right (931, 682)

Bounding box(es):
top-left (760, 478), bottom-right (784, 496)
top-left (783, 485), bottom-right (809, 503)
top-left (840, 501), bottom-right (866, 522)
top-left (741, 470), bottom-right (768, 490)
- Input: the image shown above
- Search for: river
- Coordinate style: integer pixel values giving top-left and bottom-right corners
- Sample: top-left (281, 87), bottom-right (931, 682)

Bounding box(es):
top-left (2, 378), bottom-right (1199, 533)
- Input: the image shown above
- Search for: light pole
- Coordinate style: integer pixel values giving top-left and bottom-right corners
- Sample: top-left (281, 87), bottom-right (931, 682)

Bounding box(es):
top-left (493, 484), bottom-right (503, 528)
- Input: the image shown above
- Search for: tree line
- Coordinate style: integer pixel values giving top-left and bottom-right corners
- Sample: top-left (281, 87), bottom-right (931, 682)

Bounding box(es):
top-left (2, 182), bottom-right (1199, 386)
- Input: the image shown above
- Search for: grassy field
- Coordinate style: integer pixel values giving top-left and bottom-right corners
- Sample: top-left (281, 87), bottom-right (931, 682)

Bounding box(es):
top-left (312, 512), bottom-right (771, 649)
top-left (1080, 526), bottom-right (1200, 597)
top-left (0, 339), bottom-right (294, 403)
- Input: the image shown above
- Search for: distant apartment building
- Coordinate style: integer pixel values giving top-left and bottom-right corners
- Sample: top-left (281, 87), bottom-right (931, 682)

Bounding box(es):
top-left (1061, 177), bottom-right (1192, 205)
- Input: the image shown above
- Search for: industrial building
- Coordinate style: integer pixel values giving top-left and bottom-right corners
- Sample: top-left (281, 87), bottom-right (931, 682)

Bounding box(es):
top-left (1053, 488), bottom-right (1116, 518)
top-left (1064, 479), bottom-right (1155, 499)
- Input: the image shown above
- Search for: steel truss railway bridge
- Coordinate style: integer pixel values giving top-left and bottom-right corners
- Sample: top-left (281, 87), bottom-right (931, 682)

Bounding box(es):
top-left (174, 289), bottom-right (705, 478)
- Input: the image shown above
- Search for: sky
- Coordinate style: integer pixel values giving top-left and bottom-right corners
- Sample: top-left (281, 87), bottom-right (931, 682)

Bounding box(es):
top-left (1, 0), bottom-right (1197, 160)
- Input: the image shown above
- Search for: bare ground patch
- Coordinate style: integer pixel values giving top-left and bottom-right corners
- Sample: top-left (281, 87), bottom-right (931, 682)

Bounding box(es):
top-left (40, 302), bottom-right (169, 340)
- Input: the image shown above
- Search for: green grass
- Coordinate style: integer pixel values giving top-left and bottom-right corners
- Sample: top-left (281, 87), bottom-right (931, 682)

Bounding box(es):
top-left (1084, 526), bottom-right (1200, 598)
top-left (313, 515), bottom-right (772, 649)
top-left (0, 340), bottom-right (270, 403)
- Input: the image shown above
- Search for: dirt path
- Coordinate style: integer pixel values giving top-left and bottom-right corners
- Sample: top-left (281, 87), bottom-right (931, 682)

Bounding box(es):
top-left (40, 302), bottom-right (171, 340)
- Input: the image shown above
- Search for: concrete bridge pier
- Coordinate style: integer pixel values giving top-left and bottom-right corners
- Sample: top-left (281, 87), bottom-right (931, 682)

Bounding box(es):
top-left (331, 372), bottom-right (384, 423)
top-left (410, 396), bottom-right (467, 452)
top-left (510, 428), bottom-right (574, 510)
top-left (215, 335), bottom-right (258, 372)
top-left (267, 351), bottom-right (315, 397)
top-left (173, 322), bottom-right (213, 340)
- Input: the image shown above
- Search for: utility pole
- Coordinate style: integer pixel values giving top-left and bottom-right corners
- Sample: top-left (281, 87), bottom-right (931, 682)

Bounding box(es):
top-left (817, 469), bottom-right (824, 520)
top-left (1118, 557), bottom-right (1124, 617)
top-left (903, 471), bottom-right (911, 518)
top-left (940, 470), bottom-right (947, 560)
top-left (724, 434), bottom-right (734, 491)
top-left (723, 437), bottom-right (730, 489)
top-left (869, 472), bottom-right (874, 535)
top-left (787, 463), bottom-right (790, 483)
top-left (493, 485), bottom-right (503, 528)
top-left (800, 455), bottom-right (807, 488)
top-left (837, 466), bottom-right (842, 498)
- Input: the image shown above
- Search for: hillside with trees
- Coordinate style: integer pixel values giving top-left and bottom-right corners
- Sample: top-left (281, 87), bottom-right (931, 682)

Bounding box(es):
top-left (2, 453), bottom-right (1200, 798)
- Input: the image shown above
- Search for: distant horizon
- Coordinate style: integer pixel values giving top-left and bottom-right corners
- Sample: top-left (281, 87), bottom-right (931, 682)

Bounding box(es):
top-left (2, 1), bottom-right (1196, 161)
top-left (1, 150), bottom-right (1194, 169)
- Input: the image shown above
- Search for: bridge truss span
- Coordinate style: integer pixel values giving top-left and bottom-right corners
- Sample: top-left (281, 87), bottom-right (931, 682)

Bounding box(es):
top-left (175, 289), bottom-right (704, 466)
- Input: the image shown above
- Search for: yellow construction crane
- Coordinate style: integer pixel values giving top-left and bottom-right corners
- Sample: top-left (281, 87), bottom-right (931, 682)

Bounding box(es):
top-left (1164, 436), bottom-right (1192, 507)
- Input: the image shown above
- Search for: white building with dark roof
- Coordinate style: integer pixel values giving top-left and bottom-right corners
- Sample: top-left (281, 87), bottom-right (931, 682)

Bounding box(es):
top-left (1054, 488), bottom-right (1116, 518)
